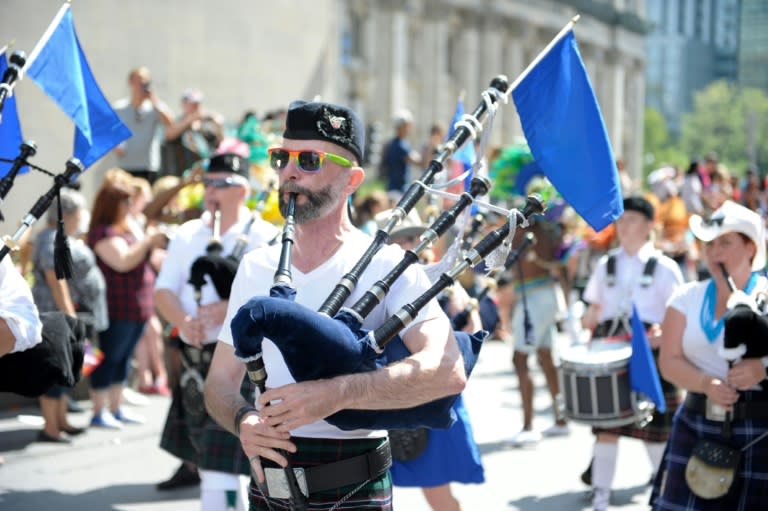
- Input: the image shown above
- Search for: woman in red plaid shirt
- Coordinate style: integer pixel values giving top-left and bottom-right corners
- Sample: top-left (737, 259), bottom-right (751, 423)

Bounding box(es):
top-left (87, 178), bottom-right (168, 429)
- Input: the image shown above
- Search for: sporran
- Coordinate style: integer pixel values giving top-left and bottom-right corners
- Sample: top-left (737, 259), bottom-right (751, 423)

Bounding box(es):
top-left (388, 428), bottom-right (429, 461)
top-left (685, 439), bottom-right (740, 500)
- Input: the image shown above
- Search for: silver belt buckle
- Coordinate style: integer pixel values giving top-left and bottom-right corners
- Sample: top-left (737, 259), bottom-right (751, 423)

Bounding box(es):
top-left (264, 467), bottom-right (308, 499)
top-left (705, 397), bottom-right (727, 422)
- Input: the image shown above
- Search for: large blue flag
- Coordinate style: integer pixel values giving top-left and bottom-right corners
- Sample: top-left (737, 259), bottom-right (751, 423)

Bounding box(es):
top-left (512, 29), bottom-right (622, 231)
top-left (26, 4), bottom-right (131, 169)
top-left (629, 304), bottom-right (666, 413)
top-left (0, 50), bottom-right (27, 178)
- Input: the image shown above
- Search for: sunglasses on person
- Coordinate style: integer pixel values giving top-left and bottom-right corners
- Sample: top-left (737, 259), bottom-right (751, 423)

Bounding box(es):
top-left (203, 177), bottom-right (244, 189)
top-left (268, 148), bottom-right (353, 173)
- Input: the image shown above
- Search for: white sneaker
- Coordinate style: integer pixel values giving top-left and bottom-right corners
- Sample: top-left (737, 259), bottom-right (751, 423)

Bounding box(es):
top-left (122, 388), bottom-right (150, 407)
top-left (508, 429), bottom-right (542, 447)
top-left (542, 423), bottom-right (571, 437)
top-left (592, 487), bottom-right (610, 511)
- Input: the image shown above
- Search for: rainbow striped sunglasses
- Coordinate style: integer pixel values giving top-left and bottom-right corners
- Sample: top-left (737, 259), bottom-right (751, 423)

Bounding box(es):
top-left (268, 148), bottom-right (353, 173)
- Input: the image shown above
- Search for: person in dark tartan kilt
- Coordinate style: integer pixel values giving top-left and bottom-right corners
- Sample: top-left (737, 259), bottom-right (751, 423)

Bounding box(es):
top-left (155, 152), bottom-right (279, 510)
top-left (205, 101), bottom-right (465, 511)
top-left (580, 197), bottom-right (685, 510)
top-left (653, 200), bottom-right (768, 510)
top-left (650, 390), bottom-right (768, 510)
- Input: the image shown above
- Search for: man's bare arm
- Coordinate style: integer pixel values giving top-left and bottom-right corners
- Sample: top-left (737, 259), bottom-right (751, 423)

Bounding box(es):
top-left (204, 341), bottom-right (250, 435)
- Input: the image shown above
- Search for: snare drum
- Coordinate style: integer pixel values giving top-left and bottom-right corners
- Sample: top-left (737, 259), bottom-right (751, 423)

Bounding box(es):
top-left (559, 339), bottom-right (654, 428)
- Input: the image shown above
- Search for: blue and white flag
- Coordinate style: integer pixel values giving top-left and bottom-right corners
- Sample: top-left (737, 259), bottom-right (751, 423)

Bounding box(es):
top-left (512, 28), bottom-right (623, 231)
top-left (25, 3), bottom-right (131, 169)
top-left (0, 48), bottom-right (27, 178)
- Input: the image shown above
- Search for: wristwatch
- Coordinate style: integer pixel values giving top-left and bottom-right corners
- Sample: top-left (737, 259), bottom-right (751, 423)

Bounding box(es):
top-left (762, 356), bottom-right (768, 381)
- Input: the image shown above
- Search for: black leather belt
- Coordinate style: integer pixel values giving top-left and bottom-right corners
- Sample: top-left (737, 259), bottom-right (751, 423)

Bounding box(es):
top-left (685, 392), bottom-right (768, 420)
top-left (261, 439), bottom-right (392, 498)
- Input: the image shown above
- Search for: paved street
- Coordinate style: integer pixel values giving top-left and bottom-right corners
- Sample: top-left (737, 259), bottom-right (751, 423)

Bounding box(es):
top-left (0, 340), bottom-right (653, 510)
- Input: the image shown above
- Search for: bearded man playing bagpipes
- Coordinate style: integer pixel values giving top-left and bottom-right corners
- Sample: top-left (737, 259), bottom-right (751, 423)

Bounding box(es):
top-left (204, 101), bottom-right (467, 510)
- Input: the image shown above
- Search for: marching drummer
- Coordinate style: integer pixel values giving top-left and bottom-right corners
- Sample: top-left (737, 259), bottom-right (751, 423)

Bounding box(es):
top-left (579, 196), bottom-right (684, 511)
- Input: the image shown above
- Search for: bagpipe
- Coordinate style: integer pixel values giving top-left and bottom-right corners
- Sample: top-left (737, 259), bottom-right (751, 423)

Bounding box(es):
top-left (232, 185), bottom-right (543, 431)
top-left (718, 263), bottom-right (768, 435)
top-left (187, 180), bottom-right (276, 302)
top-left (0, 145), bottom-right (88, 396)
top-left (231, 78), bottom-right (518, 432)
top-left (0, 155), bottom-right (83, 267)
top-left (0, 141), bottom-right (37, 222)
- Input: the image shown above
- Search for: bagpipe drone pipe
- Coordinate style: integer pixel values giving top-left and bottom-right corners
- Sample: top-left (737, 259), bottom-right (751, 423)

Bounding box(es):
top-left (231, 190), bottom-right (544, 431)
top-left (317, 76), bottom-right (510, 317)
top-left (449, 231), bottom-right (536, 331)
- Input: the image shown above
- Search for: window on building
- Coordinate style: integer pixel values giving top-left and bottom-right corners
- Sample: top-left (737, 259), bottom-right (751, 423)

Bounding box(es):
top-left (678, 0), bottom-right (686, 35)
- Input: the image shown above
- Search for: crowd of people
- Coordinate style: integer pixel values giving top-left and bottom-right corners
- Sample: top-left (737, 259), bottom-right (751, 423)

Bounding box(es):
top-left (1, 65), bottom-right (767, 511)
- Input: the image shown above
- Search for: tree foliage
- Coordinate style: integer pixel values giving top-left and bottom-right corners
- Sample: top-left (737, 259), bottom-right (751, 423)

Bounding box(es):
top-left (680, 81), bottom-right (768, 175)
top-left (643, 107), bottom-right (688, 179)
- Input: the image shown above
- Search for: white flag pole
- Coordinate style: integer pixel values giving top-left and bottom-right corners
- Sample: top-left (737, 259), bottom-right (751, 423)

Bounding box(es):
top-left (505, 14), bottom-right (581, 100)
top-left (20, 2), bottom-right (71, 78)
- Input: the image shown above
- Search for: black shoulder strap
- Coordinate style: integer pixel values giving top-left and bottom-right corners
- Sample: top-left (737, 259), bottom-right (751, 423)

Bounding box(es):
top-left (606, 254), bottom-right (616, 287)
top-left (640, 256), bottom-right (658, 288)
top-left (606, 253), bottom-right (658, 288)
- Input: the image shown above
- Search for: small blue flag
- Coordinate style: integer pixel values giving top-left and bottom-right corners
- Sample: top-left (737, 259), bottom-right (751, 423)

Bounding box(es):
top-left (447, 96), bottom-right (476, 191)
top-left (512, 29), bottom-right (623, 231)
top-left (26, 5), bottom-right (131, 169)
top-left (629, 304), bottom-right (666, 413)
top-left (0, 51), bottom-right (27, 178)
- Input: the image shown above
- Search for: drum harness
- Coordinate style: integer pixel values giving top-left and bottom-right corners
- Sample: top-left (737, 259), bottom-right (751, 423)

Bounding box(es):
top-left (596, 251), bottom-right (658, 339)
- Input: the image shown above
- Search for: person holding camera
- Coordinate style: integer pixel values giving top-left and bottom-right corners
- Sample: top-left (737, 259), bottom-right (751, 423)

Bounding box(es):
top-left (163, 88), bottom-right (224, 176)
top-left (113, 67), bottom-right (173, 185)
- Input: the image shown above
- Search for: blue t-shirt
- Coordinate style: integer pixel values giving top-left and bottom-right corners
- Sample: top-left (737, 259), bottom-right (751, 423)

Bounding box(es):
top-left (382, 137), bottom-right (411, 192)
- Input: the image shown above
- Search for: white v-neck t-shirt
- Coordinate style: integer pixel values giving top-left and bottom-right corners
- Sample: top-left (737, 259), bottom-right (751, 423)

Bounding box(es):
top-left (219, 229), bottom-right (445, 439)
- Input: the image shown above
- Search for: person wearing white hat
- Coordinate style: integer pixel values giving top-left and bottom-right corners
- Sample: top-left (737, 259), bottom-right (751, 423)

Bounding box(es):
top-left (652, 200), bottom-right (768, 510)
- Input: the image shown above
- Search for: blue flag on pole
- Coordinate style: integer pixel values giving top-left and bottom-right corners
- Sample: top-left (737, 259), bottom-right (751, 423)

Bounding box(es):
top-left (512, 29), bottom-right (623, 231)
top-left (26, 4), bottom-right (131, 169)
top-left (629, 303), bottom-right (666, 413)
top-left (0, 50), bottom-right (27, 178)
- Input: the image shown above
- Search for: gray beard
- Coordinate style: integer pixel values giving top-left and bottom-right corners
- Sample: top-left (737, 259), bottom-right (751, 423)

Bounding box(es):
top-left (278, 183), bottom-right (337, 224)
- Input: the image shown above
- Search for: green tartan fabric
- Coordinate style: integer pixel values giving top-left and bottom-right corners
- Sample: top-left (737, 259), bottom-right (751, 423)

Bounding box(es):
top-left (248, 436), bottom-right (392, 510)
top-left (159, 341), bottom-right (256, 475)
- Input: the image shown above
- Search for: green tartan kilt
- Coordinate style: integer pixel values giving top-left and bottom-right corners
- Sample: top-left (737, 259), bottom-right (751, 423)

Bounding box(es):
top-left (159, 353), bottom-right (256, 476)
top-left (249, 436), bottom-right (392, 511)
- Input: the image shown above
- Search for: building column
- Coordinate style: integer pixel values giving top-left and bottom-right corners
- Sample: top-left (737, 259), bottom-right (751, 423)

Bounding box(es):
top-left (479, 15), bottom-right (505, 147)
top-left (502, 19), bottom-right (533, 143)
top-left (625, 59), bottom-right (646, 183)
top-left (603, 49), bottom-right (626, 164)
top-left (391, 7), bottom-right (409, 111)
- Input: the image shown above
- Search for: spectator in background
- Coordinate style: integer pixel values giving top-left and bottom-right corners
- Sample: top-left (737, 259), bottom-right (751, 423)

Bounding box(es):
top-left (742, 168), bottom-right (765, 214)
top-left (681, 161), bottom-right (704, 216)
top-left (32, 188), bottom-right (107, 443)
top-left (420, 123), bottom-right (445, 168)
top-left (113, 67), bottom-right (173, 185)
top-left (87, 180), bottom-right (167, 429)
top-left (352, 189), bottom-right (390, 235)
top-left (163, 89), bottom-right (224, 176)
top-left (380, 109), bottom-right (421, 201)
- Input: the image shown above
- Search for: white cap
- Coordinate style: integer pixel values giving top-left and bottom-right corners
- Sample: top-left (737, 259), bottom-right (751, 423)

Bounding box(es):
top-left (689, 200), bottom-right (766, 271)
